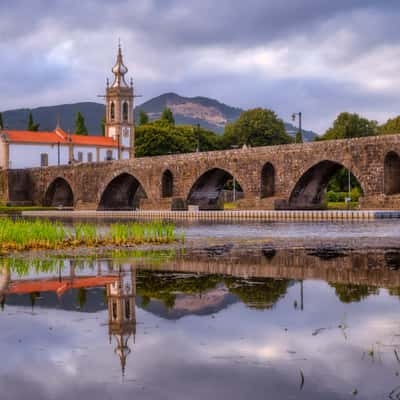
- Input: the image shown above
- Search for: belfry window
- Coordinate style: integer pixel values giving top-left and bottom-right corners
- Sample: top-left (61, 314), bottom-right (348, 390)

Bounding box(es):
top-left (123, 102), bottom-right (129, 122)
top-left (110, 102), bottom-right (115, 121)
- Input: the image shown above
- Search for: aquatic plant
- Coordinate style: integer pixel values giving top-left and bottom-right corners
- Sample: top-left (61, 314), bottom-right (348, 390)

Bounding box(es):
top-left (0, 218), bottom-right (178, 252)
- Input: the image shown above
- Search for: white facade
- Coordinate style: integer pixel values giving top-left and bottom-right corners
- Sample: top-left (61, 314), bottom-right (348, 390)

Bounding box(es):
top-left (8, 143), bottom-right (69, 169)
top-left (0, 45), bottom-right (135, 171)
top-left (4, 142), bottom-right (119, 169)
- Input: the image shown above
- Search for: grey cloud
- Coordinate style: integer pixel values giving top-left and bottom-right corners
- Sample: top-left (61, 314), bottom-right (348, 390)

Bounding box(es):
top-left (1, 0), bottom-right (400, 131)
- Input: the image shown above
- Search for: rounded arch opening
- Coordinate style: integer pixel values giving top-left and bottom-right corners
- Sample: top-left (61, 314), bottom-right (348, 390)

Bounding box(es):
top-left (289, 161), bottom-right (364, 210)
top-left (110, 101), bottom-right (115, 121)
top-left (261, 162), bottom-right (275, 198)
top-left (98, 173), bottom-right (147, 210)
top-left (162, 170), bottom-right (174, 198)
top-left (187, 168), bottom-right (243, 210)
top-left (44, 178), bottom-right (74, 207)
top-left (384, 151), bottom-right (400, 195)
top-left (122, 101), bottom-right (129, 122)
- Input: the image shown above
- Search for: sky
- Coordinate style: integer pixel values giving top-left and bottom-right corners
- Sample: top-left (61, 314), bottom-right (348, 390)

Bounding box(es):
top-left (0, 0), bottom-right (399, 133)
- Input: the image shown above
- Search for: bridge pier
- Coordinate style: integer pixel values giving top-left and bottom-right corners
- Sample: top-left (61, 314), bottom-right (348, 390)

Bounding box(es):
top-left (2, 135), bottom-right (400, 211)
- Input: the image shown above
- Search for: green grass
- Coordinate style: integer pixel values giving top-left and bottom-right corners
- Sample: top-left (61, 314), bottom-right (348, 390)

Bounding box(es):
top-left (0, 206), bottom-right (57, 214)
top-left (223, 202), bottom-right (238, 210)
top-left (0, 219), bottom-right (177, 252)
top-left (327, 202), bottom-right (359, 210)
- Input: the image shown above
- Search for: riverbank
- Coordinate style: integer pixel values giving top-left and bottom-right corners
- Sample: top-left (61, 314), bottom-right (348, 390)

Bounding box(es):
top-left (19, 209), bottom-right (400, 221)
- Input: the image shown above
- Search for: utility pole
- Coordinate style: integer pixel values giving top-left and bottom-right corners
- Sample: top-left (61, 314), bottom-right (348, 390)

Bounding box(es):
top-left (196, 123), bottom-right (200, 152)
top-left (292, 112), bottom-right (303, 143)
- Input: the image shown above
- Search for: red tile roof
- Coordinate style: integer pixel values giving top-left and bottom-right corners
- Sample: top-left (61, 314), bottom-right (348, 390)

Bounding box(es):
top-left (7, 276), bottom-right (119, 297)
top-left (1, 129), bottom-right (118, 147)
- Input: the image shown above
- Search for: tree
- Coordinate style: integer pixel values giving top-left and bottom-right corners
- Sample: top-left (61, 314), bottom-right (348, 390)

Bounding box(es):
top-left (330, 283), bottom-right (378, 303)
top-left (222, 108), bottom-right (293, 148)
top-left (75, 112), bottom-right (88, 135)
top-left (135, 124), bottom-right (194, 157)
top-left (139, 110), bottom-right (149, 125)
top-left (295, 131), bottom-right (303, 143)
top-left (135, 122), bottom-right (222, 157)
top-left (321, 112), bottom-right (378, 140)
top-left (0, 112), bottom-right (3, 130)
top-left (101, 114), bottom-right (106, 136)
top-left (27, 112), bottom-right (40, 131)
top-left (379, 116), bottom-right (400, 135)
top-left (161, 107), bottom-right (175, 125)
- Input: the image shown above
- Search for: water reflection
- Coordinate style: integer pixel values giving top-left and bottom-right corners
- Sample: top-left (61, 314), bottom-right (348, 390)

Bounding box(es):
top-left (1, 250), bottom-right (400, 399)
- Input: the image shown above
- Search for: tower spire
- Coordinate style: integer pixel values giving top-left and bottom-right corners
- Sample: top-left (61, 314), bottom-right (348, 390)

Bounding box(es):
top-left (111, 43), bottom-right (128, 88)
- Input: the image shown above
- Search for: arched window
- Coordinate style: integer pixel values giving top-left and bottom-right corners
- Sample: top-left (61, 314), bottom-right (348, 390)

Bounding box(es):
top-left (110, 102), bottom-right (115, 121)
top-left (112, 302), bottom-right (117, 320)
top-left (122, 101), bottom-right (129, 122)
top-left (162, 170), bottom-right (173, 198)
top-left (261, 163), bottom-right (275, 198)
top-left (385, 151), bottom-right (400, 195)
top-left (125, 300), bottom-right (131, 320)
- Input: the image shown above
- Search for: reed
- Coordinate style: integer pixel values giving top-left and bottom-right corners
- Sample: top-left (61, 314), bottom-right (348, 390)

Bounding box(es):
top-left (0, 218), bottom-right (178, 252)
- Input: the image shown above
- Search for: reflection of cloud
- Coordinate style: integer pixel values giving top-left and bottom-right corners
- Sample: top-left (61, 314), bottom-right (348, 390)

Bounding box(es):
top-left (1, 280), bottom-right (400, 398)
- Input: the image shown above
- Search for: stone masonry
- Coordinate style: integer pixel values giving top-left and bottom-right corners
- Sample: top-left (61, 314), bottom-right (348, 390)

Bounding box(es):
top-left (2, 134), bottom-right (400, 210)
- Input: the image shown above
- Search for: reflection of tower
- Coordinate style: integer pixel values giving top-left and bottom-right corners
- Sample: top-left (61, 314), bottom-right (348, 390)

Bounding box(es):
top-left (0, 266), bottom-right (10, 311)
top-left (107, 267), bottom-right (136, 376)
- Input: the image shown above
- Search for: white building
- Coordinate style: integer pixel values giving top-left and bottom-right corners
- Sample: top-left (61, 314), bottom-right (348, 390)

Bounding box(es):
top-left (0, 45), bottom-right (135, 170)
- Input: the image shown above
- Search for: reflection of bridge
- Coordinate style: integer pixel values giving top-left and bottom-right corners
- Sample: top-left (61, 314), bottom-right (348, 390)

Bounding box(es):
top-left (132, 249), bottom-right (400, 289)
top-left (3, 134), bottom-right (400, 210)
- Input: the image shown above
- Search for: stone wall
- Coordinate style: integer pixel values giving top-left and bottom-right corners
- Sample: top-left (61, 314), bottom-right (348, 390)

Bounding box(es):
top-left (5, 134), bottom-right (400, 210)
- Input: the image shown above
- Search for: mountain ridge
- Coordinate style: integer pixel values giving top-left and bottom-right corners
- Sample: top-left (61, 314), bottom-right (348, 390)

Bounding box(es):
top-left (0, 93), bottom-right (318, 140)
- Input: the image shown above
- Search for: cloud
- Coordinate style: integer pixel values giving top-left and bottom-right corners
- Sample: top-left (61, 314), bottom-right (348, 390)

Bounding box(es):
top-left (1, 0), bottom-right (400, 132)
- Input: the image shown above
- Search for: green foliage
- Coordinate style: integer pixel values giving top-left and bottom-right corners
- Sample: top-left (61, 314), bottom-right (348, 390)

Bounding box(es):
top-left (139, 110), bottom-right (149, 125)
top-left (222, 108), bottom-right (293, 148)
top-left (0, 112), bottom-right (3, 130)
top-left (295, 131), bottom-right (303, 143)
top-left (75, 112), bottom-right (88, 135)
top-left (27, 112), bottom-right (40, 131)
top-left (101, 114), bottom-right (106, 136)
top-left (161, 107), bottom-right (175, 125)
top-left (0, 219), bottom-right (176, 251)
top-left (379, 116), bottom-right (400, 135)
top-left (321, 112), bottom-right (378, 140)
top-left (135, 123), bottom-right (222, 157)
top-left (224, 277), bottom-right (290, 310)
top-left (326, 188), bottom-right (361, 203)
top-left (326, 168), bottom-right (363, 199)
top-left (330, 283), bottom-right (379, 303)
top-left (77, 288), bottom-right (87, 310)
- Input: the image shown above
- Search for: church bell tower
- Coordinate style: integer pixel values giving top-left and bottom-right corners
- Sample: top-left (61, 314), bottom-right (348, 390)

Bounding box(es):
top-left (105, 44), bottom-right (135, 159)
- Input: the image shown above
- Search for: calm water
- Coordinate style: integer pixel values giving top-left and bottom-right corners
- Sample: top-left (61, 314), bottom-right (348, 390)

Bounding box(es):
top-left (1, 248), bottom-right (400, 399)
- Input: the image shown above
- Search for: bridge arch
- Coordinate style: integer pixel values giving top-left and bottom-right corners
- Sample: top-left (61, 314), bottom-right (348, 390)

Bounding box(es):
top-left (187, 167), bottom-right (244, 210)
top-left (98, 173), bottom-right (147, 210)
top-left (161, 169), bottom-right (174, 198)
top-left (384, 151), bottom-right (400, 195)
top-left (289, 160), bottom-right (365, 209)
top-left (261, 162), bottom-right (275, 198)
top-left (44, 177), bottom-right (74, 207)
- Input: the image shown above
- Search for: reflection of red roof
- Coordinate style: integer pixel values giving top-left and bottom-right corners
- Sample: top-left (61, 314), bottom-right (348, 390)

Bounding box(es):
top-left (7, 276), bottom-right (118, 297)
top-left (1, 128), bottom-right (118, 147)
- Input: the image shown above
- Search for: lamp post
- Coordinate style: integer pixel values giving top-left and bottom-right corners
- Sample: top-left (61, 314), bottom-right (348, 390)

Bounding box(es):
top-left (196, 123), bottom-right (200, 152)
top-left (292, 112), bottom-right (303, 143)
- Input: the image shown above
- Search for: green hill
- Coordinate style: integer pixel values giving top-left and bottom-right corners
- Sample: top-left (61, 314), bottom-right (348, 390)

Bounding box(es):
top-left (1, 93), bottom-right (318, 140)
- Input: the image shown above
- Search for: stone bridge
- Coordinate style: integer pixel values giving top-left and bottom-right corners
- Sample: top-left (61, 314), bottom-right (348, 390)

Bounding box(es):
top-left (2, 134), bottom-right (400, 210)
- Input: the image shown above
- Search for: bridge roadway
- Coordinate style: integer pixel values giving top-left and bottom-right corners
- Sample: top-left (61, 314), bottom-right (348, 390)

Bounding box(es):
top-left (2, 134), bottom-right (400, 210)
